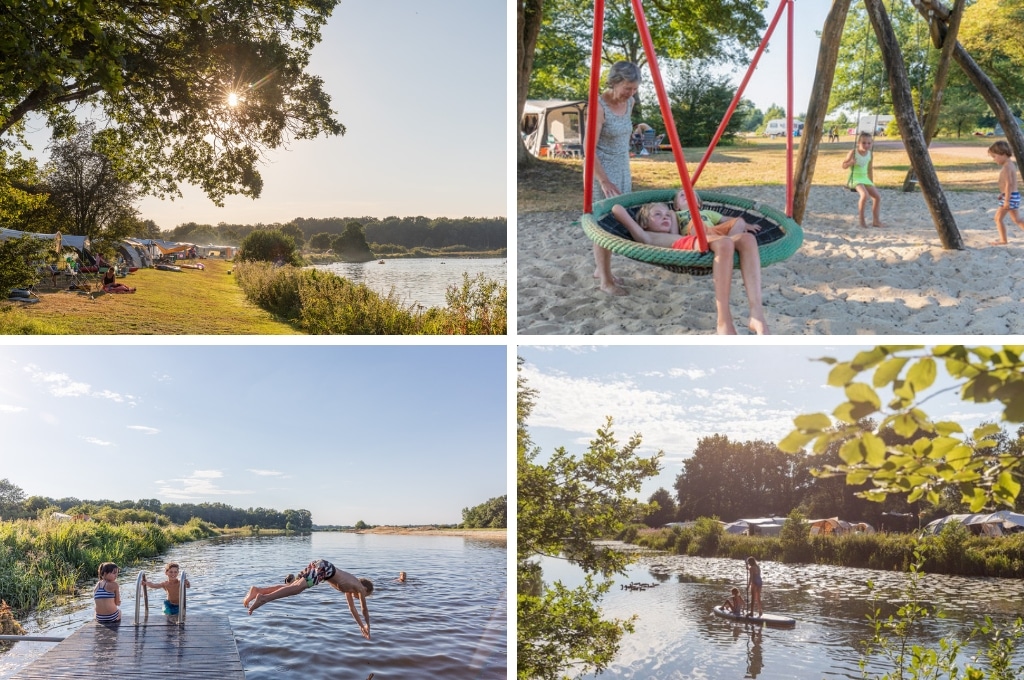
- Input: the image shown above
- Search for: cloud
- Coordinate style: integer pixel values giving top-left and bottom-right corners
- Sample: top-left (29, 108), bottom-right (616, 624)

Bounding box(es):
top-left (81, 436), bottom-right (114, 447)
top-left (0, 404), bottom-right (26, 413)
top-left (247, 469), bottom-right (284, 477)
top-left (23, 364), bottom-right (134, 403)
top-left (127, 425), bottom-right (160, 435)
top-left (156, 470), bottom-right (251, 500)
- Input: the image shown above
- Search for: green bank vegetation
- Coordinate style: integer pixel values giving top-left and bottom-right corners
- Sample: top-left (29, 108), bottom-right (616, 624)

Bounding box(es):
top-left (626, 512), bottom-right (1024, 578)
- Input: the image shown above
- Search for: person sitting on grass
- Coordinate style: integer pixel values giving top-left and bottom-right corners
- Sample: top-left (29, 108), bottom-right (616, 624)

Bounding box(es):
top-left (144, 562), bottom-right (190, 615)
top-left (610, 190), bottom-right (770, 335)
top-left (102, 268), bottom-right (135, 293)
top-left (243, 559), bottom-right (373, 639)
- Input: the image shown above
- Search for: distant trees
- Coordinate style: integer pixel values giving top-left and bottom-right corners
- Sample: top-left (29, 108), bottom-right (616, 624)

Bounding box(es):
top-left (238, 229), bottom-right (301, 265)
top-left (462, 495), bottom-right (507, 528)
top-left (330, 222), bottom-right (375, 262)
top-left (669, 64), bottom-right (744, 146)
top-left (0, 479), bottom-right (26, 519)
top-left (643, 488), bottom-right (677, 527)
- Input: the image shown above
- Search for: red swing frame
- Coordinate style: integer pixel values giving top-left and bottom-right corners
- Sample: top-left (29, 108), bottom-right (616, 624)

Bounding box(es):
top-left (582, 0), bottom-right (796, 253)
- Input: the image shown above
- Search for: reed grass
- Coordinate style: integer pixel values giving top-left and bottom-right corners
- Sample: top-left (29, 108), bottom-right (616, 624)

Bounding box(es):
top-left (627, 521), bottom-right (1024, 578)
top-left (0, 517), bottom-right (216, 616)
top-left (235, 262), bottom-right (507, 335)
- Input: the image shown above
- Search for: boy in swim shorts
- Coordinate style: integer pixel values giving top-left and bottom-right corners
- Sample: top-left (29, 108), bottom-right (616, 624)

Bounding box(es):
top-left (243, 559), bottom-right (374, 639)
top-left (988, 140), bottom-right (1024, 244)
top-left (144, 562), bottom-right (190, 615)
top-left (609, 190), bottom-right (770, 334)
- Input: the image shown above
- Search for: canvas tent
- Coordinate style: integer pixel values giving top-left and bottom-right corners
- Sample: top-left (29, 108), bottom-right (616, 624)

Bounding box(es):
top-left (196, 244), bottom-right (236, 258)
top-left (0, 227), bottom-right (89, 255)
top-left (924, 510), bottom-right (1024, 537)
top-left (724, 517), bottom-right (788, 536)
top-left (521, 100), bottom-right (587, 157)
top-left (118, 239), bottom-right (154, 269)
top-left (807, 518), bottom-right (876, 536)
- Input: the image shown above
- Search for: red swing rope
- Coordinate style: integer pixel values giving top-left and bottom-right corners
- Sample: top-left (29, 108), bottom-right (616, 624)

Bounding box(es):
top-left (584, 0), bottom-right (797, 228)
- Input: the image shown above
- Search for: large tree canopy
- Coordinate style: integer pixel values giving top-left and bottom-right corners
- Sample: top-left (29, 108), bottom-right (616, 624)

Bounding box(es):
top-left (1, 0), bottom-right (343, 205)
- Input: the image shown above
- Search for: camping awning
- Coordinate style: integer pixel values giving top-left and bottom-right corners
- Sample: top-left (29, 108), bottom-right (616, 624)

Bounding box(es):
top-left (0, 228), bottom-right (88, 253)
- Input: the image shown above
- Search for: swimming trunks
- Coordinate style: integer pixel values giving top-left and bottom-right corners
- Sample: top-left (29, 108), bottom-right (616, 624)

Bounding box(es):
top-left (999, 192), bottom-right (1021, 210)
top-left (163, 600), bottom-right (179, 615)
top-left (297, 559), bottom-right (336, 588)
top-left (672, 235), bottom-right (700, 251)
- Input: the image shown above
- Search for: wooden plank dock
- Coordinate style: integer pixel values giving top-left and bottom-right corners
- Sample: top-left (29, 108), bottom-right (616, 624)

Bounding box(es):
top-left (12, 614), bottom-right (244, 679)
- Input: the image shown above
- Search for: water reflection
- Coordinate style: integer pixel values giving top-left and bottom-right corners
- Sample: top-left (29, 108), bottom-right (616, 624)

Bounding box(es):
top-left (539, 547), bottom-right (1024, 679)
top-left (314, 259), bottom-right (506, 309)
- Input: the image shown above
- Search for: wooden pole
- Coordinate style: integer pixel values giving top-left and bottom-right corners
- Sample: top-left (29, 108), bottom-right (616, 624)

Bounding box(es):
top-left (901, 0), bottom-right (965, 192)
top-left (864, 0), bottom-right (963, 249)
top-left (913, 0), bottom-right (1024, 177)
top-left (793, 0), bottom-right (853, 224)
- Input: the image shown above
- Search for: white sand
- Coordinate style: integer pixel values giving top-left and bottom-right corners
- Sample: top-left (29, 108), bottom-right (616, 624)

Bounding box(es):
top-left (517, 185), bottom-right (1024, 335)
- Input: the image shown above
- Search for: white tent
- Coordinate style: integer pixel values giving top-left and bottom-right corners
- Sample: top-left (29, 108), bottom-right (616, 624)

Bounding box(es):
top-left (808, 517), bottom-right (853, 536)
top-left (924, 511), bottom-right (1024, 536)
top-left (521, 100), bottom-right (587, 157)
top-left (0, 227), bottom-right (89, 254)
top-left (724, 517), bottom-right (789, 536)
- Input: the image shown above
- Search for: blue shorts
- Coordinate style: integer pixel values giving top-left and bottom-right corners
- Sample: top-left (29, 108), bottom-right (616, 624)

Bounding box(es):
top-left (163, 600), bottom-right (179, 615)
top-left (999, 192), bottom-right (1021, 210)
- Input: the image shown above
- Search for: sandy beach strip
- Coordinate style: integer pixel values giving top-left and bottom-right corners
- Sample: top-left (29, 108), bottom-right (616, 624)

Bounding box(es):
top-left (518, 185), bottom-right (1024, 335)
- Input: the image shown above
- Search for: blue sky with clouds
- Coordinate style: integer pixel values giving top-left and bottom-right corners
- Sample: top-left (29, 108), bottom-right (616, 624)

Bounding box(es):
top-left (0, 345), bottom-right (506, 525)
top-left (518, 345), bottom-right (1010, 501)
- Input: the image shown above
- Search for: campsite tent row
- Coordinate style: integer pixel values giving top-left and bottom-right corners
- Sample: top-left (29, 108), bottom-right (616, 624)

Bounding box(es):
top-left (720, 517), bottom-right (875, 536)
top-left (923, 511), bottom-right (1024, 537)
top-left (0, 227), bottom-right (89, 255)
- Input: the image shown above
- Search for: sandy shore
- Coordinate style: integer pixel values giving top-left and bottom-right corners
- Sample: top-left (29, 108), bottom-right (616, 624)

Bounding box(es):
top-left (356, 526), bottom-right (506, 540)
top-left (518, 185), bottom-right (1024, 334)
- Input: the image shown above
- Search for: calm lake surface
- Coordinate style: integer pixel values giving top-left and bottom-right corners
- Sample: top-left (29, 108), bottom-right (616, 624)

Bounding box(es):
top-left (314, 258), bottom-right (506, 310)
top-left (540, 546), bottom-right (1024, 679)
top-left (2, 532), bottom-right (506, 679)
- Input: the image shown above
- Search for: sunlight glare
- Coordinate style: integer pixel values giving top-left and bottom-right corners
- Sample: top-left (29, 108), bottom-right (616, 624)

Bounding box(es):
top-left (227, 92), bottom-right (239, 107)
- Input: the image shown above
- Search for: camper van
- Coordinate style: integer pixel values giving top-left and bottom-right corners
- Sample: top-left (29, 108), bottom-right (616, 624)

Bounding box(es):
top-left (764, 119), bottom-right (803, 138)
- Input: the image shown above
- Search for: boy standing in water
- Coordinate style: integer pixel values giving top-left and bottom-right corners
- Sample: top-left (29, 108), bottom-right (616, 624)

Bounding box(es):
top-left (988, 140), bottom-right (1024, 244)
top-left (144, 562), bottom-right (191, 615)
top-left (243, 559), bottom-right (373, 639)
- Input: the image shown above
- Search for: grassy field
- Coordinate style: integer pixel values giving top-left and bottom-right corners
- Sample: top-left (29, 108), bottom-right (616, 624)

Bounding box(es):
top-left (0, 259), bottom-right (303, 334)
top-left (519, 135), bottom-right (1003, 213)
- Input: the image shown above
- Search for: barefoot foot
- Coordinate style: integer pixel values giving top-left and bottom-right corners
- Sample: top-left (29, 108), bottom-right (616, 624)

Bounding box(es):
top-left (599, 282), bottom-right (628, 296)
top-left (243, 587), bottom-right (256, 608)
top-left (991, 240), bottom-right (1008, 245)
top-left (716, 322), bottom-right (738, 335)
top-left (594, 271), bottom-right (624, 285)
top-left (872, 222), bottom-right (887, 228)
top-left (748, 318), bottom-right (770, 335)
top-left (247, 594), bottom-right (267, 615)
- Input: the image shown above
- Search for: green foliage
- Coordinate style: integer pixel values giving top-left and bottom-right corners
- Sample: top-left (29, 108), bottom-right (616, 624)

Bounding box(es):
top-left (518, 366), bottom-right (661, 679)
top-left (330, 222), bottom-right (375, 262)
top-left (0, 235), bottom-right (48, 297)
top-left (781, 346), bottom-right (1024, 511)
top-left (238, 229), bottom-right (302, 265)
top-left (354, 520), bottom-right (369, 530)
top-left (643, 488), bottom-right (677, 527)
top-left (958, 0), bottom-right (1024, 112)
top-left (669, 63), bottom-right (744, 146)
top-left (234, 262), bottom-right (506, 335)
top-left (860, 545), bottom-right (1024, 680)
top-left (309, 232), bottom-right (333, 251)
top-left (779, 509), bottom-right (811, 563)
top-left (462, 495), bottom-right (507, 529)
top-left (0, 0), bottom-right (343, 206)
top-left (689, 516), bottom-right (724, 557)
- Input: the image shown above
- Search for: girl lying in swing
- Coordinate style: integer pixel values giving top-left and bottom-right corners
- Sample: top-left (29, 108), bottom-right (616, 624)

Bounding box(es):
top-left (611, 190), bottom-right (770, 335)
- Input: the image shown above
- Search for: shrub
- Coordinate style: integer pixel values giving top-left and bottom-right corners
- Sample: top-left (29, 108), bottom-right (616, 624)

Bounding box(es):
top-left (238, 229), bottom-right (302, 265)
top-left (779, 510), bottom-right (811, 563)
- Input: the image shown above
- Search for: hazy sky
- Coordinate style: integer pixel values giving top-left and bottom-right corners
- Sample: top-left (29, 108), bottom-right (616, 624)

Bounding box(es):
top-left (518, 345), bottom-right (1011, 502)
top-left (0, 345), bottom-right (506, 526)
top-left (18, 0), bottom-right (506, 229)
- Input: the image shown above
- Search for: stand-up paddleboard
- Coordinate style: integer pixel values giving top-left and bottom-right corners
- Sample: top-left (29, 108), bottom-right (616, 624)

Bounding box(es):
top-left (712, 605), bottom-right (796, 628)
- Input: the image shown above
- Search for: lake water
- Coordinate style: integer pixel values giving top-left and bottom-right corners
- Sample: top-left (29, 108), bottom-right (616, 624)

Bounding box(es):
top-left (539, 547), bottom-right (1024, 679)
top-left (313, 258), bottom-right (506, 310)
top-left (1, 532), bottom-right (506, 679)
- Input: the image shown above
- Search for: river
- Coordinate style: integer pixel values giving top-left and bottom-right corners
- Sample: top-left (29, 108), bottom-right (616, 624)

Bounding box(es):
top-left (313, 258), bottom-right (506, 310)
top-left (539, 547), bottom-right (1024, 679)
top-left (1, 532), bottom-right (506, 679)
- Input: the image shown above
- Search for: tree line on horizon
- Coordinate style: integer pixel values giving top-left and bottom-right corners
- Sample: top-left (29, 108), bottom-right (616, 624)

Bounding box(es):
top-left (642, 423), bottom-right (1024, 532)
top-left (0, 481), bottom-right (312, 530)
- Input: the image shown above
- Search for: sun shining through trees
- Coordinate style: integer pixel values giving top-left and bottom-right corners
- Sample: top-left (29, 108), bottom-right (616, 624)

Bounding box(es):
top-left (227, 92), bottom-right (240, 107)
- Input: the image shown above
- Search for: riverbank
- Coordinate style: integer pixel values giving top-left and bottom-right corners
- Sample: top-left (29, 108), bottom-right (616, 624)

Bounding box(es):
top-left (356, 526), bottom-right (507, 540)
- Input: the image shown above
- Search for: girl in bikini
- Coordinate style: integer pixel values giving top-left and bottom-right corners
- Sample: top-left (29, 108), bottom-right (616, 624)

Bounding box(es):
top-left (94, 562), bottom-right (121, 623)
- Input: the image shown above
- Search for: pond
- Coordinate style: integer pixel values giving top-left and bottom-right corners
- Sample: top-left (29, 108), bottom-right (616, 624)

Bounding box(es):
top-left (313, 258), bottom-right (506, 310)
top-left (538, 547), bottom-right (1024, 679)
top-left (1, 532), bottom-right (506, 680)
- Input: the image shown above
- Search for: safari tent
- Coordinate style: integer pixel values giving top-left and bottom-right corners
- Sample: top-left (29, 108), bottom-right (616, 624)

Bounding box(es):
top-left (196, 244), bottom-right (236, 258)
top-left (724, 517), bottom-right (789, 536)
top-left (807, 517), bottom-right (876, 536)
top-left (521, 99), bottom-right (586, 157)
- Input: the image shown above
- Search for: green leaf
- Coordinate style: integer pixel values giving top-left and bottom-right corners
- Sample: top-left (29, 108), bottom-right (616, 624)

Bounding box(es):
top-left (893, 413), bottom-right (919, 438)
top-left (873, 356), bottom-right (910, 387)
top-left (793, 413), bottom-right (832, 432)
top-left (847, 468), bottom-right (872, 485)
top-left (839, 438), bottom-right (865, 465)
top-left (845, 382), bottom-right (881, 409)
top-left (851, 347), bottom-right (889, 370)
top-left (996, 471), bottom-right (1021, 502)
top-left (906, 357), bottom-right (937, 393)
top-left (779, 429), bottom-right (816, 453)
top-left (862, 432), bottom-right (886, 466)
top-left (934, 420), bottom-right (964, 436)
top-left (973, 423), bottom-right (1002, 440)
top-left (827, 362), bottom-right (859, 387)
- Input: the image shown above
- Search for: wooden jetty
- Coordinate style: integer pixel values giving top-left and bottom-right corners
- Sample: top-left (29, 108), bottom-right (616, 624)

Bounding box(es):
top-left (11, 614), bottom-right (244, 679)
